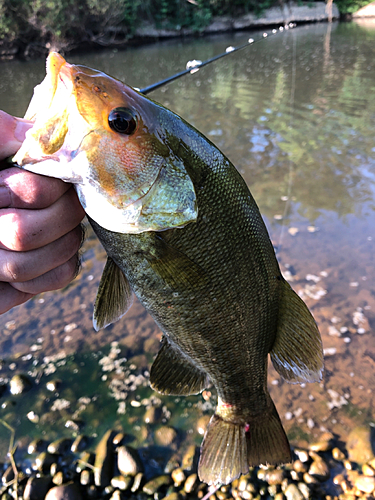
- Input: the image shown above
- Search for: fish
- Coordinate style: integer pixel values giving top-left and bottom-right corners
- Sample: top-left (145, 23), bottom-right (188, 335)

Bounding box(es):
top-left (14, 52), bottom-right (323, 486)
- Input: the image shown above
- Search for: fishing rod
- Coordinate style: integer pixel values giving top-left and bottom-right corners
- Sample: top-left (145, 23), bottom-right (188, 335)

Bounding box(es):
top-left (139, 23), bottom-right (295, 95)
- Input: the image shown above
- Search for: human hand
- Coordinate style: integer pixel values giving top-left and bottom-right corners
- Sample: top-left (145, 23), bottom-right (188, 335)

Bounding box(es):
top-left (0, 111), bottom-right (86, 314)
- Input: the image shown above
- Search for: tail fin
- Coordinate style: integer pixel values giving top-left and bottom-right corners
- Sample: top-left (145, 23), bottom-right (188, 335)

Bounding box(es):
top-left (198, 414), bottom-right (248, 485)
top-left (198, 401), bottom-right (291, 485)
top-left (246, 399), bottom-right (291, 467)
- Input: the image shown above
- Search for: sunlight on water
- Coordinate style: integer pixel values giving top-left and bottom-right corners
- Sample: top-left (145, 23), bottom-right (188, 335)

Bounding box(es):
top-left (0, 21), bottom-right (374, 460)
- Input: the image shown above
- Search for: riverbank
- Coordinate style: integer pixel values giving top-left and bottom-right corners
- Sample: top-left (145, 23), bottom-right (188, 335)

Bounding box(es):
top-left (1, 423), bottom-right (375, 500)
top-left (0, 1), bottom-right (374, 60)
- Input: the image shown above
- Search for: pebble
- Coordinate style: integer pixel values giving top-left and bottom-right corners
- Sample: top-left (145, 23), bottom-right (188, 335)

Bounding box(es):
top-left (142, 474), bottom-right (172, 494)
top-left (45, 482), bottom-right (82, 500)
top-left (285, 482), bottom-right (304, 500)
top-left (94, 429), bottom-right (117, 487)
top-left (24, 475), bottom-right (52, 500)
top-left (48, 438), bottom-right (73, 455)
top-left (154, 426), bottom-right (178, 447)
top-left (144, 405), bottom-right (161, 424)
top-left (111, 475), bottom-right (132, 490)
top-left (184, 473), bottom-right (199, 493)
top-left (9, 373), bottom-right (32, 395)
top-left (347, 425), bottom-right (375, 463)
top-left (117, 445), bottom-right (143, 476)
top-left (2, 426), bottom-right (375, 500)
top-left (353, 475), bottom-right (375, 493)
top-left (308, 457), bottom-right (330, 481)
top-left (332, 447), bottom-right (346, 461)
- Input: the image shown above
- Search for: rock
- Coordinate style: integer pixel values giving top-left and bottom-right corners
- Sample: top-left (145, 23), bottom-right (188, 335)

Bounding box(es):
top-left (171, 467), bottom-right (185, 486)
top-left (196, 415), bottom-right (210, 436)
top-left (112, 433), bottom-right (125, 446)
top-left (48, 438), bottom-right (73, 455)
top-left (142, 475), bottom-right (172, 495)
top-left (363, 463), bottom-right (375, 476)
top-left (293, 460), bottom-right (309, 473)
top-left (266, 469), bottom-right (287, 485)
top-left (9, 374), bottom-right (32, 395)
top-left (111, 475), bottom-right (132, 490)
top-left (28, 439), bottom-right (48, 455)
top-left (52, 472), bottom-right (64, 486)
top-left (308, 457), bottom-right (330, 481)
top-left (130, 472), bottom-right (143, 492)
top-left (347, 426), bottom-right (375, 464)
top-left (117, 446), bottom-right (143, 476)
top-left (284, 483), bottom-right (304, 500)
top-left (35, 452), bottom-right (59, 473)
top-left (184, 473), bottom-right (199, 494)
top-left (24, 476), bottom-right (53, 500)
top-left (181, 445), bottom-right (199, 471)
top-left (45, 482), bottom-right (82, 500)
top-left (71, 435), bottom-right (90, 453)
top-left (144, 406), bottom-right (161, 425)
top-left (332, 447), bottom-right (346, 461)
top-left (2, 466), bottom-right (14, 485)
top-left (154, 426), bottom-right (178, 447)
top-left (353, 475), bottom-right (375, 493)
top-left (94, 429), bottom-right (117, 487)
top-left (46, 379), bottom-right (62, 391)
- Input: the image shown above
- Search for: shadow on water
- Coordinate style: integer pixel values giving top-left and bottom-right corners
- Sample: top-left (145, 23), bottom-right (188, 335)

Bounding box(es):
top-left (0, 20), bottom-right (375, 461)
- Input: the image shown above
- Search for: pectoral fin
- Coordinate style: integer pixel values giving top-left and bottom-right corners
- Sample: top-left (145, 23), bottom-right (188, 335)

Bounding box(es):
top-left (93, 257), bottom-right (133, 331)
top-left (146, 234), bottom-right (209, 291)
top-left (270, 278), bottom-right (323, 383)
top-left (150, 337), bottom-right (209, 395)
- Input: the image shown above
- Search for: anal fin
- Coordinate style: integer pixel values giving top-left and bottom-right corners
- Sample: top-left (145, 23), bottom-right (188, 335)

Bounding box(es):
top-left (150, 338), bottom-right (209, 396)
top-left (271, 278), bottom-right (323, 383)
top-left (93, 257), bottom-right (133, 331)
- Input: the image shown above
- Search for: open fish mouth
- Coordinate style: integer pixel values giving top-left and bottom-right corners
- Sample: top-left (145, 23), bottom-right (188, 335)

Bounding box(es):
top-left (14, 52), bottom-right (198, 234)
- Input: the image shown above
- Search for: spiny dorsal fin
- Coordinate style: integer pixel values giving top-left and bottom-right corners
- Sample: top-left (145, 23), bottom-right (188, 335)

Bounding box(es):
top-left (147, 234), bottom-right (210, 291)
top-left (150, 337), bottom-right (209, 396)
top-left (93, 257), bottom-right (133, 331)
top-left (270, 278), bottom-right (323, 383)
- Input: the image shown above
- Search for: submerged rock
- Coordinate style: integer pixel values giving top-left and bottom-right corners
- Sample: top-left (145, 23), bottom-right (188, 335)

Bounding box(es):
top-left (346, 426), bottom-right (375, 464)
top-left (9, 373), bottom-right (32, 395)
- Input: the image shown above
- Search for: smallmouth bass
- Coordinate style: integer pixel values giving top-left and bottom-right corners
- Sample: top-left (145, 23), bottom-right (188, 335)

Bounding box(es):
top-left (14, 52), bottom-right (323, 485)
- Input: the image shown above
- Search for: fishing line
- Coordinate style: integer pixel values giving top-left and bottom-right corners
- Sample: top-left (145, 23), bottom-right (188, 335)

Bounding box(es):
top-left (276, 26), bottom-right (297, 256)
top-left (139, 23), bottom-right (296, 95)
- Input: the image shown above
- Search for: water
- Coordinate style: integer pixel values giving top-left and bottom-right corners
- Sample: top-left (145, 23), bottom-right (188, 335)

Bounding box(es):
top-left (0, 21), bottom-right (375, 461)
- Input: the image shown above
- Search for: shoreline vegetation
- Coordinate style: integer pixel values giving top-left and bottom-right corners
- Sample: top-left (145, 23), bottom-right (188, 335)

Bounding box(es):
top-left (0, 0), bottom-right (374, 60)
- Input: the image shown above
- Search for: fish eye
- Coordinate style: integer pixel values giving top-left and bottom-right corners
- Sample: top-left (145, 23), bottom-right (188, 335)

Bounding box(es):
top-left (108, 107), bottom-right (137, 135)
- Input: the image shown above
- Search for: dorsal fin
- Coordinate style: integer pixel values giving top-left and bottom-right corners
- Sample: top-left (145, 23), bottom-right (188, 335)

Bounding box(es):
top-left (93, 257), bottom-right (133, 331)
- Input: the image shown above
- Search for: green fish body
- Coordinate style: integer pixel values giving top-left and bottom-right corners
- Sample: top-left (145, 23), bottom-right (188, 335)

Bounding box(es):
top-left (15, 53), bottom-right (323, 486)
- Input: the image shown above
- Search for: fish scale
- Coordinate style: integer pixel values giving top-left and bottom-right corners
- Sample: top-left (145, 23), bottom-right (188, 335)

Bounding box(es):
top-left (14, 52), bottom-right (323, 486)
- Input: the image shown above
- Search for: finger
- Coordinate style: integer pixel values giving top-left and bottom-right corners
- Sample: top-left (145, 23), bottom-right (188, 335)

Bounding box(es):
top-left (0, 225), bottom-right (83, 283)
top-left (0, 167), bottom-right (71, 209)
top-left (0, 282), bottom-right (34, 315)
top-left (10, 253), bottom-right (81, 295)
top-left (0, 187), bottom-right (85, 251)
top-left (0, 112), bottom-right (33, 160)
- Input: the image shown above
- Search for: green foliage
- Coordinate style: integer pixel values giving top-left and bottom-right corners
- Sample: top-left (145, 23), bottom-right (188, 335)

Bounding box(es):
top-left (0, 0), bottom-right (374, 56)
top-left (334, 0), bottom-right (371, 13)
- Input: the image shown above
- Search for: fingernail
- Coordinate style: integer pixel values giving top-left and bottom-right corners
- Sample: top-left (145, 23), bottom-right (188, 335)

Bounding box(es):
top-left (0, 186), bottom-right (11, 208)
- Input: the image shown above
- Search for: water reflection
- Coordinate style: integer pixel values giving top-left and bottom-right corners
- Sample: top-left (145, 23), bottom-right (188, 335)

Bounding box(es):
top-left (0, 21), bottom-right (375, 460)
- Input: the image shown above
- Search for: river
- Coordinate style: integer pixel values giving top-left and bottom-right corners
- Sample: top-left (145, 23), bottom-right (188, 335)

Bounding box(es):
top-left (0, 20), bottom-right (374, 466)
